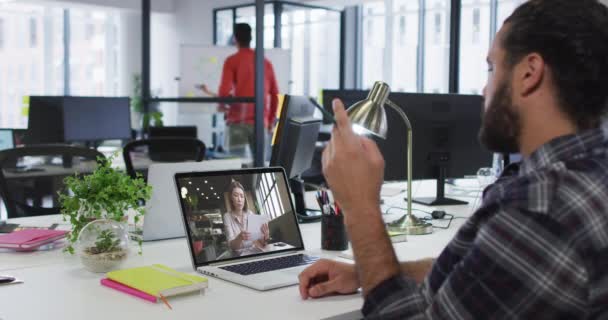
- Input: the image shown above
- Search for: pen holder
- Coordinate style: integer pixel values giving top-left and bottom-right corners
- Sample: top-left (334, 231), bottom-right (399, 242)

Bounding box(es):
top-left (321, 214), bottom-right (348, 251)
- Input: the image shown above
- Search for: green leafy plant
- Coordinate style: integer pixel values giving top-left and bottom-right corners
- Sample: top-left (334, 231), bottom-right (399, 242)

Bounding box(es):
top-left (86, 229), bottom-right (121, 255)
top-left (59, 154), bottom-right (152, 254)
top-left (131, 73), bottom-right (164, 130)
top-left (131, 74), bottom-right (143, 114)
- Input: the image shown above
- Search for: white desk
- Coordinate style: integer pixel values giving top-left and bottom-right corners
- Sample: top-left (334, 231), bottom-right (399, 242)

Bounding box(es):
top-left (0, 180), bottom-right (482, 320)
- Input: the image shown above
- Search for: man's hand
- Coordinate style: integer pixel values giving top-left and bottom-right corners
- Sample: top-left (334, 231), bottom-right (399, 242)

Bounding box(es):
top-left (298, 259), bottom-right (359, 299)
top-left (322, 99), bottom-right (400, 296)
top-left (198, 84), bottom-right (217, 97)
top-left (322, 99), bottom-right (385, 221)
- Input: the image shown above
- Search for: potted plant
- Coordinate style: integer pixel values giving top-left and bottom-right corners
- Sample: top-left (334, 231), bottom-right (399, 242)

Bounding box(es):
top-left (131, 73), bottom-right (164, 131)
top-left (77, 220), bottom-right (130, 273)
top-left (59, 154), bottom-right (152, 256)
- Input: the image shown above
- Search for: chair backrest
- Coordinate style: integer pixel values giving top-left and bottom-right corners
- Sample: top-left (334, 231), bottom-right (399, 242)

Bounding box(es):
top-left (0, 144), bottom-right (105, 219)
top-left (122, 137), bottom-right (206, 180)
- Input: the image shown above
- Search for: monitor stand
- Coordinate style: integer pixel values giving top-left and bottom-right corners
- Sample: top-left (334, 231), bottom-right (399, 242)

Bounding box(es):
top-left (289, 178), bottom-right (322, 223)
top-left (411, 164), bottom-right (468, 206)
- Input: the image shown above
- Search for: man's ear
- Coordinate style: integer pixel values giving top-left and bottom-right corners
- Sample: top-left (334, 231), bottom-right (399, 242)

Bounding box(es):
top-left (518, 53), bottom-right (545, 97)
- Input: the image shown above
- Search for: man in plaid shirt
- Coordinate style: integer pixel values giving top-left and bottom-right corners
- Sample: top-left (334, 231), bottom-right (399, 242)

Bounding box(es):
top-left (298, 0), bottom-right (608, 318)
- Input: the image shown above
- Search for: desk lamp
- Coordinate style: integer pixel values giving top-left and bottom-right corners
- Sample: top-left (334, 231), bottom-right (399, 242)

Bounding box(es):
top-left (347, 82), bottom-right (432, 235)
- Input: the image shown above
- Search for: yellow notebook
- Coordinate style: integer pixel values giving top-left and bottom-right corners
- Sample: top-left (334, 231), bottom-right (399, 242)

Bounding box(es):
top-left (106, 264), bottom-right (208, 298)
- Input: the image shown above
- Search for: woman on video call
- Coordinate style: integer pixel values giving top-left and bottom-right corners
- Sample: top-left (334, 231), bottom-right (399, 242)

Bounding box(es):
top-left (223, 181), bottom-right (270, 252)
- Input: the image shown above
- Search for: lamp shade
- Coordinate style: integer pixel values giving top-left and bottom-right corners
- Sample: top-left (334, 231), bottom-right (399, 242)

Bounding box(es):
top-left (347, 81), bottom-right (390, 139)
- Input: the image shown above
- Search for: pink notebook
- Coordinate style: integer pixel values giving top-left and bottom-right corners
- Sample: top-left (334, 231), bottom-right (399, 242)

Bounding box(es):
top-left (100, 278), bottom-right (157, 303)
top-left (0, 229), bottom-right (68, 250)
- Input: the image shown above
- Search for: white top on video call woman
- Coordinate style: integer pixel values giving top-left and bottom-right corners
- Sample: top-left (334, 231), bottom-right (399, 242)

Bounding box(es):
top-left (223, 181), bottom-right (270, 252)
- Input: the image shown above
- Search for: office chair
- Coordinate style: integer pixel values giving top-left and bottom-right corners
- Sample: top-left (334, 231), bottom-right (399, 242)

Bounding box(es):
top-left (0, 145), bottom-right (105, 218)
top-left (122, 137), bottom-right (206, 180)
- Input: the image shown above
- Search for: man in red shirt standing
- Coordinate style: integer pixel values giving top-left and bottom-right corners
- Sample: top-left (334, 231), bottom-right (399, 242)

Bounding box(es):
top-left (203, 23), bottom-right (280, 158)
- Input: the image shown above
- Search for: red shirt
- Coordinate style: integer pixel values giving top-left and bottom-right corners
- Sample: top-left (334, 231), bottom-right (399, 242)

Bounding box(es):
top-left (218, 48), bottom-right (280, 129)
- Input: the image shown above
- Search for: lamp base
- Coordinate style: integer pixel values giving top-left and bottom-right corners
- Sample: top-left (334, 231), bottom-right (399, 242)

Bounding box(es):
top-left (412, 197), bottom-right (468, 206)
top-left (387, 214), bottom-right (433, 235)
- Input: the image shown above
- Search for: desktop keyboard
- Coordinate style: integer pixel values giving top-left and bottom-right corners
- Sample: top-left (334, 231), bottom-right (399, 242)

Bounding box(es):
top-left (220, 254), bottom-right (319, 275)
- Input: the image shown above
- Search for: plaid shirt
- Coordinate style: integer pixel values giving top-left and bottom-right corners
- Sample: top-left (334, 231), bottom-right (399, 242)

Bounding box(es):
top-left (362, 124), bottom-right (608, 319)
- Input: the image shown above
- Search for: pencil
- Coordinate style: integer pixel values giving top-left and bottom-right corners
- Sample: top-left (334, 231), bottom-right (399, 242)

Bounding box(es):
top-left (159, 293), bottom-right (173, 310)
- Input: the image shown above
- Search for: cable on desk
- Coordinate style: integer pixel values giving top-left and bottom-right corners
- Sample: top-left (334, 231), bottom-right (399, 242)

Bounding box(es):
top-left (384, 206), bottom-right (468, 230)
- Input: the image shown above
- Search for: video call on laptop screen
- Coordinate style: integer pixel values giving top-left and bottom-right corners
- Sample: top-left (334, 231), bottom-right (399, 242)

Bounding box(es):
top-left (175, 169), bottom-right (304, 266)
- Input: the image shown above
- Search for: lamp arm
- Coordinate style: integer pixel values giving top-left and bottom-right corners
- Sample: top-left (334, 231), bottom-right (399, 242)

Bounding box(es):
top-left (385, 99), bottom-right (413, 218)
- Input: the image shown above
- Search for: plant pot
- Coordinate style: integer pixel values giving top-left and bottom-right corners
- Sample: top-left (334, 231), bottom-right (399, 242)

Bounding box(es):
top-left (131, 111), bottom-right (143, 131)
top-left (76, 219), bottom-right (129, 273)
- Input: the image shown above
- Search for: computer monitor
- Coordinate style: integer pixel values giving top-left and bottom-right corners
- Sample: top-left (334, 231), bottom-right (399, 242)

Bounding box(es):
top-left (322, 90), bottom-right (368, 125)
top-left (148, 126), bottom-right (198, 139)
top-left (323, 90), bottom-right (493, 206)
top-left (270, 95), bottom-right (321, 222)
top-left (27, 96), bottom-right (132, 144)
top-left (62, 97), bottom-right (131, 142)
top-left (0, 129), bottom-right (14, 151)
top-left (12, 129), bottom-right (27, 147)
top-left (274, 118), bottom-right (321, 180)
top-left (27, 96), bottom-right (65, 144)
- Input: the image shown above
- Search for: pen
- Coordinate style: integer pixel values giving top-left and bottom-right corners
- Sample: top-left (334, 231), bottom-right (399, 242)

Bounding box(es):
top-left (159, 293), bottom-right (173, 310)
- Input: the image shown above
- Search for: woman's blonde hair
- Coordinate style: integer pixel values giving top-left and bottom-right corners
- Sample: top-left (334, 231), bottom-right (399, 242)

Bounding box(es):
top-left (227, 180), bottom-right (248, 212)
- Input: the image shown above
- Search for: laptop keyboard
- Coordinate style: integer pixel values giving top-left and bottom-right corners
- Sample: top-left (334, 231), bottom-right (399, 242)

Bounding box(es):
top-left (220, 254), bottom-right (319, 276)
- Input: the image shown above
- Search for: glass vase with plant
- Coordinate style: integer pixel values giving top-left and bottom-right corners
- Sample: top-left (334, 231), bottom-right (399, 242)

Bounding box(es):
top-left (59, 154), bottom-right (152, 255)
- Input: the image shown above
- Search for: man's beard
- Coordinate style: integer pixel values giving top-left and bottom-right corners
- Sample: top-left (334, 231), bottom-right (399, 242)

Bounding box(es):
top-left (478, 79), bottom-right (521, 154)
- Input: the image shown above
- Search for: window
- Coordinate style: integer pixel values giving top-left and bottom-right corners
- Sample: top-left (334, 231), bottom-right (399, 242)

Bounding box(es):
top-left (497, 0), bottom-right (525, 27)
top-left (29, 17), bottom-right (37, 47)
top-left (362, 0), bottom-right (446, 93)
top-left (69, 9), bottom-right (120, 96)
top-left (392, 0), bottom-right (419, 92)
top-left (214, 3), bottom-right (340, 97)
top-left (398, 7), bottom-right (407, 46)
top-left (459, 0), bottom-right (490, 95)
top-left (0, 4), bottom-right (63, 128)
top-left (472, 7), bottom-right (480, 44)
top-left (361, 3), bottom-right (386, 89)
top-left (256, 173), bottom-right (285, 220)
top-left (433, 12), bottom-right (442, 44)
top-left (0, 18), bottom-right (4, 49)
top-left (215, 9), bottom-right (234, 46)
top-left (235, 4), bottom-right (275, 49)
top-left (424, 0), bottom-right (450, 93)
top-left (280, 4), bottom-right (340, 96)
top-left (0, 3), bottom-right (121, 128)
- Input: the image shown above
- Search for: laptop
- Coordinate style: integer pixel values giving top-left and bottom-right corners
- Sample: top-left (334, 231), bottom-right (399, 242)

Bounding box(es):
top-left (143, 159), bottom-right (242, 241)
top-left (175, 167), bottom-right (319, 291)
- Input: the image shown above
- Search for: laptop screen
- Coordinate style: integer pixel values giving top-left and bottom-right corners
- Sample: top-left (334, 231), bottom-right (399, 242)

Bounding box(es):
top-left (0, 129), bottom-right (14, 151)
top-left (175, 168), bottom-right (305, 267)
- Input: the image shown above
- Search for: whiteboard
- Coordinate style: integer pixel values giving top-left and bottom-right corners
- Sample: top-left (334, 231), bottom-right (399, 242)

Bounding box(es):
top-left (178, 45), bottom-right (292, 98)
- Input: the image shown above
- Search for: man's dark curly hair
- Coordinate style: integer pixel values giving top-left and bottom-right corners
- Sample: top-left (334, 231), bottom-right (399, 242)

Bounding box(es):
top-left (502, 0), bottom-right (608, 129)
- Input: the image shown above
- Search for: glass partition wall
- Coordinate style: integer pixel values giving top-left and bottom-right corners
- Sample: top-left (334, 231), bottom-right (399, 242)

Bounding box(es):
top-left (213, 1), bottom-right (342, 98)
